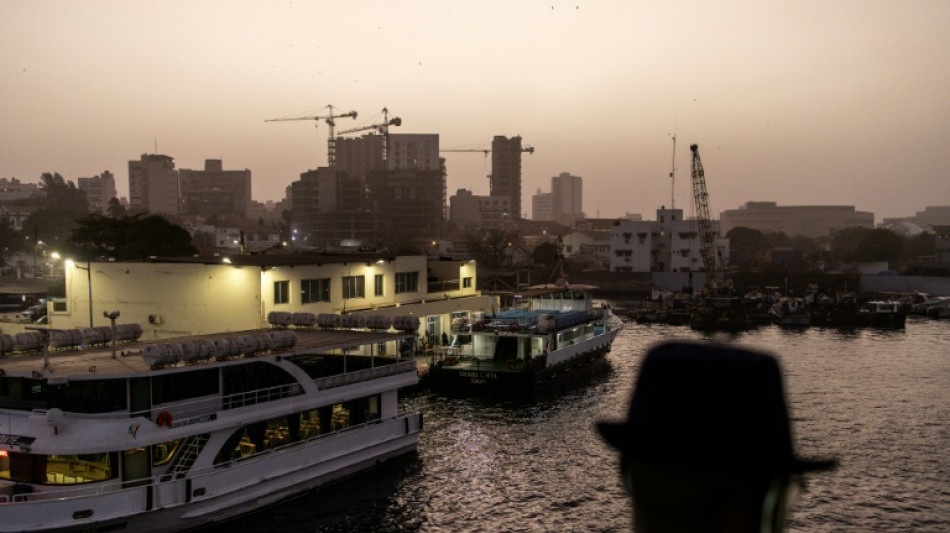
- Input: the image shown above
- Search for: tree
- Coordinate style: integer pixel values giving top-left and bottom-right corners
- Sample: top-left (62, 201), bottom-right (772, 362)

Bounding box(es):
top-left (462, 228), bottom-right (523, 272)
top-left (531, 241), bottom-right (560, 267)
top-left (40, 172), bottom-right (88, 213)
top-left (829, 227), bottom-right (905, 263)
top-left (20, 172), bottom-right (91, 248)
top-left (0, 218), bottom-right (23, 267)
top-left (106, 197), bottom-right (126, 218)
top-left (66, 213), bottom-right (197, 261)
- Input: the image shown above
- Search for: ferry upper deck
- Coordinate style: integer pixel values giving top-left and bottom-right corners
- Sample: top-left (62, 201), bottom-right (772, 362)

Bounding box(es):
top-left (0, 327), bottom-right (416, 378)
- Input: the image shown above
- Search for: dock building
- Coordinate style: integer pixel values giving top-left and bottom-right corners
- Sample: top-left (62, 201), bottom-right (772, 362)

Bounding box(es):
top-left (50, 253), bottom-right (489, 346)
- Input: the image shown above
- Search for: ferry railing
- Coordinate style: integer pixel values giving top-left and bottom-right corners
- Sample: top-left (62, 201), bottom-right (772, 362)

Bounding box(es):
top-left (33, 382), bottom-right (306, 423)
top-left (5, 410), bottom-right (422, 504)
top-left (313, 359), bottom-right (416, 390)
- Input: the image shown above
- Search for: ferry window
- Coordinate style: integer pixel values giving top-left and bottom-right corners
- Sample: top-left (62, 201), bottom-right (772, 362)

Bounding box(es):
top-left (395, 271), bottom-right (419, 294)
top-left (463, 277), bottom-right (472, 289)
top-left (152, 440), bottom-right (182, 467)
top-left (2, 452), bottom-right (117, 485)
top-left (298, 409), bottom-right (323, 440)
top-left (331, 404), bottom-right (350, 431)
top-left (342, 275), bottom-right (365, 299)
top-left (374, 274), bottom-right (384, 296)
top-left (50, 379), bottom-right (127, 413)
top-left (274, 280), bottom-right (290, 304)
top-left (0, 377), bottom-right (47, 410)
top-left (152, 368), bottom-right (218, 405)
top-left (301, 278), bottom-right (331, 304)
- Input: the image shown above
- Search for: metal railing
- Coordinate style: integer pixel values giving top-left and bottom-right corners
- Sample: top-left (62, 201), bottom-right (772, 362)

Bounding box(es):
top-left (314, 360), bottom-right (415, 389)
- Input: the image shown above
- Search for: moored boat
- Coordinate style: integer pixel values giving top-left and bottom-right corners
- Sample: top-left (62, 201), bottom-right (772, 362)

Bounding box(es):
top-left (770, 297), bottom-right (811, 328)
top-left (426, 283), bottom-right (623, 397)
top-left (0, 318), bottom-right (421, 532)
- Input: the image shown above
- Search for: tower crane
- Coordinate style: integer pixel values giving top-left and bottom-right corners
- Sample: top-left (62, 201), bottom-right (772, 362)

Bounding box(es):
top-left (439, 146), bottom-right (535, 157)
top-left (690, 143), bottom-right (730, 293)
top-left (439, 145), bottom-right (535, 190)
top-left (335, 107), bottom-right (402, 161)
top-left (264, 105), bottom-right (358, 166)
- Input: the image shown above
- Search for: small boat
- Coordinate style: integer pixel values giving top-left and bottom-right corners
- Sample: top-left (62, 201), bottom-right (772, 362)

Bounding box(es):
top-left (770, 297), bottom-right (811, 328)
top-left (427, 283), bottom-right (623, 397)
top-left (0, 316), bottom-right (422, 532)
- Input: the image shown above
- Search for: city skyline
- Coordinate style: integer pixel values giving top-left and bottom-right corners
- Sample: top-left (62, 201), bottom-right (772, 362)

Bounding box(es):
top-left (2, 1), bottom-right (947, 221)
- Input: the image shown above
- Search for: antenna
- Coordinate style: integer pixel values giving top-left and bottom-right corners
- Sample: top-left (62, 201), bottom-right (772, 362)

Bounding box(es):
top-left (669, 133), bottom-right (677, 210)
top-left (154, 136), bottom-right (158, 153)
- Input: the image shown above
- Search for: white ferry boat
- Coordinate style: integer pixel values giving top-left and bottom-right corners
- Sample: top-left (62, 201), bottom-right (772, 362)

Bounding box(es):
top-left (0, 318), bottom-right (421, 532)
top-left (427, 283), bottom-right (623, 397)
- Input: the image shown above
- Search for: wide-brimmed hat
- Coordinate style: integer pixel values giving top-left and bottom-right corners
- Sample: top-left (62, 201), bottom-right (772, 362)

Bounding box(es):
top-left (597, 341), bottom-right (836, 474)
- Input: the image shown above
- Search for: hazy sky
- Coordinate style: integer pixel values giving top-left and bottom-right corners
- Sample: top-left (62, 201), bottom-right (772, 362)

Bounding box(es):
top-left (2, 1), bottom-right (948, 221)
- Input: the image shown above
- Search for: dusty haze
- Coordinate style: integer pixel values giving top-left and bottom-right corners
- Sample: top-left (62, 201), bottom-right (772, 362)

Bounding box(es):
top-left (1, 0), bottom-right (947, 220)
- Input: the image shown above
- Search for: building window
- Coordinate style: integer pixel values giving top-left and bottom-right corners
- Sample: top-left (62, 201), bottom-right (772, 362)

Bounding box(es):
top-left (274, 281), bottom-right (289, 304)
top-left (342, 276), bottom-right (365, 299)
top-left (301, 278), bottom-right (330, 304)
top-left (395, 271), bottom-right (419, 294)
top-left (374, 274), bottom-right (384, 297)
top-left (463, 277), bottom-right (472, 289)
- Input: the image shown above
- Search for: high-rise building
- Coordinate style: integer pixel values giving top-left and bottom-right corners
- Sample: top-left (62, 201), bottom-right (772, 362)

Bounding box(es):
top-left (551, 172), bottom-right (583, 226)
top-left (291, 167), bottom-right (379, 248)
top-left (387, 134), bottom-right (441, 171)
top-left (491, 136), bottom-right (525, 219)
top-left (179, 159), bottom-right (252, 217)
top-left (128, 154), bottom-right (178, 216)
top-left (531, 189), bottom-right (552, 221)
top-left (331, 134), bottom-right (386, 181)
top-left (296, 132), bottom-right (445, 246)
top-left (78, 171), bottom-right (116, 213)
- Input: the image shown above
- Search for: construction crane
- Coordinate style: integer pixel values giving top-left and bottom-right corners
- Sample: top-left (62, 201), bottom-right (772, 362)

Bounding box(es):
top-left (439, 146), bottom-right (535, 157)
top-left (335, 107), bottom-right (402, 161)
top-left (690, 143), bottom-right (732, 295)
top-left (440, 145), bottom-right (535, 190)
top-left (265, 105), bottom-right (358, 166)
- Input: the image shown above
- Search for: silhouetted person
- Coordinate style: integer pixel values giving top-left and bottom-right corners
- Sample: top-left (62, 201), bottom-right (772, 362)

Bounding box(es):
top-left (597, 341), bottom-right (836, 533)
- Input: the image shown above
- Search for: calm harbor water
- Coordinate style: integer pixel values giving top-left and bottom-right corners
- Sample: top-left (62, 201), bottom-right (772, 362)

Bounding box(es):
top-left (208, 313), bottom-right (949, 532)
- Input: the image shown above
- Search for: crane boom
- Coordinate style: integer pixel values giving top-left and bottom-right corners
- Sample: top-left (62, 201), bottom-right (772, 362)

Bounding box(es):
top-left (690, 143), bottom-right (721, 282)
top-left (265, 105), bottom-right (357, 166)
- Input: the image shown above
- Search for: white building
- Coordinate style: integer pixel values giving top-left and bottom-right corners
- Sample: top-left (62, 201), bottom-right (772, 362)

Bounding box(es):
top-left (609, 207), bottom-right (729, 273)
top-left (531, 189), bottom-right (553, 221)
top-left (52, 254), bottom-right (490, 344)
top-left (129, 154), bottom-right (179, 216)
top-left (77, 171), bottom-right (116, 213)
top-left (551, 172), bottom-right (583, 226)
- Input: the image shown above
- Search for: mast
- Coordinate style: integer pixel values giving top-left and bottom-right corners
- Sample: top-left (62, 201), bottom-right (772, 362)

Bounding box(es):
top-left (669, 134), bottom-right (677, 210)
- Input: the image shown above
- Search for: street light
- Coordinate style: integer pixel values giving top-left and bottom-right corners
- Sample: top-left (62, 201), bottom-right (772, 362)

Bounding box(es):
top-left (65, 259), bottom-right (94, 329)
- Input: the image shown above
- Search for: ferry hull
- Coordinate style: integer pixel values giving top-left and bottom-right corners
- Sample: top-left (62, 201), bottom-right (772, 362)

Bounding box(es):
top-left (427, 340), bottom-right (614, 398)
top-left (0, 414), bottom-right (421, 533)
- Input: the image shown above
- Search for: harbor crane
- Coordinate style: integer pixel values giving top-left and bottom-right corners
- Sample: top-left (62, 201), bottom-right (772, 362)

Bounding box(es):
top-left (265, 105), bottom-right (358, 166)
top-left (690, 143), bottom-right (731, 294)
